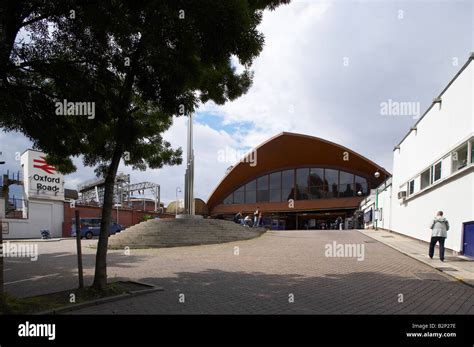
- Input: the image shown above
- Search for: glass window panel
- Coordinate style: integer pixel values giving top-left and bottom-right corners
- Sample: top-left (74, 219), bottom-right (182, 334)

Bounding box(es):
top-left (339, 171), bottom-right (354, 197)
top-left (355, 175), bottom-right (366, 184)
top-left (420, 168), bottom-right (431, 190)
top-left (233, 191), bottom-right (244, 204)
top-left (433, 162), bottom-right (441, 182)
top-left (309, 185), bottom-right (325, 199)
top-left (257, 175), bottom-right (268, 191)
top-left (282, 169), bottom-right (294, 189)
top-left (471, 141), bottom-right (474, 163)
top-left (325, 183), bottom-right (338, 198)
top-left (269, 172), bottom-right (281, 190)
top-left (452, 143), bottom-right (468, 172)
top-left (324, 169), bottom-right (338, 186)
top-left (269, 171), bottom-right (281, 202)
top-left (245, 190), bottom-right (256, 204)
top-left (297, 186), bottom-right (309, 200)
top-left (309, 168), bottom-right (324, 186)
top-left (339, 182), bottom-right (354, 197)
top-left (257, 189), bottom-right (269, 202)
top-left (269, 189), bottom-right (281, 202)
top-left (235, 185), bottom-right (244, 193)
top-left (223, 193), bottom-right (233, 204)
top-left (296, 168), bottom-right (309, 187)
top-left (339, 171), bottom-right (354, 185)
top-left (296, 168), bottom-right (309, 200)
top-left (245, 179), bottom-right (256, 191)
top-left (324, 169), bottom-right (338, 197)
top-left (256, 174), bottom-right (269, 202)
top-left (408, 180), bottom-right (415, 195)
top-left (282, 188), bottom-right (293, 201)
top-left (355, 182), bottom-right (368, 196)
top-left (355, 175), bottom-right (368, 196)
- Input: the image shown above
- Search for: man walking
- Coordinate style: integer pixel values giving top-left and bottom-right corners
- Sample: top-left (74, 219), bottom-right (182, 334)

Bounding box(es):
top-left (429, 211), bottom-right (449, 261)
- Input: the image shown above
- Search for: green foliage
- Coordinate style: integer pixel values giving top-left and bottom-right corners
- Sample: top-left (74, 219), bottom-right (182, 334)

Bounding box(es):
top-left (0, 0), bottom-right (290, 289)
top-left (142, 215), bottom-right (154, 222)
top-left (1, 0), bottom-right (290, 176)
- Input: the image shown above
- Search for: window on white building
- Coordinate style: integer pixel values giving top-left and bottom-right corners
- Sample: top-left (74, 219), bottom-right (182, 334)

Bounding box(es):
top-left (452, 142), bottom-right (468, 172)
top-left (408, 180), bottom-right (415, 195)
top-left (470, 139), bottom-right (474, 164)
top-left (420, 168), bottom-right (431, 190)
top-left (432, 161), bottom-right (442, 183)
top-left (403, 138), bottom-right (474, 199)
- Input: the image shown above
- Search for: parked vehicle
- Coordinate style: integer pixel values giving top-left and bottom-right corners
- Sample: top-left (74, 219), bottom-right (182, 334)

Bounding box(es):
top-left (71, 218), bottom-right (124, 239)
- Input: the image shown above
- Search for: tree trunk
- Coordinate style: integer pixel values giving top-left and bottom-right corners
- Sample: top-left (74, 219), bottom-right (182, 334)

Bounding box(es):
top-left (92, 144), bottom-right (123, 291)
top-left (92, 42), bottom-right (137, 291)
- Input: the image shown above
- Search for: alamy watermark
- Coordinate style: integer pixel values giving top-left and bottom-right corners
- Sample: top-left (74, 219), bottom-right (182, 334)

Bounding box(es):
top-left (18, 321), bottom-right (55, 341)
top-left (380, 99), bottom-right (420, 119)
top-left (55, 99), bottom-right (95, 119)
top-left (324, 241), bottom-right (365, 261)
top-left (217, 146), bottom-right (257, 167)
top-left (0, 242), bottom-right (39, 261)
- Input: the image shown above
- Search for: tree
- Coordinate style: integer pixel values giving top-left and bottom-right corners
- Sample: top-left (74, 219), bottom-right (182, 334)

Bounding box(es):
top-left (1, 0), bottom-right (290, 291)
top-left (0, 0), bottom-right (79, 306)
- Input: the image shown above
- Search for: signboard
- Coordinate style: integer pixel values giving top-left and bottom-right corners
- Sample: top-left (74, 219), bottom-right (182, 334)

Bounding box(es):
top-left (21, 150), bottom-right (65, 201)
top-left (1, 221), bottom-right (8, 234)
top-left (374, 209), bottom-right (381, 221)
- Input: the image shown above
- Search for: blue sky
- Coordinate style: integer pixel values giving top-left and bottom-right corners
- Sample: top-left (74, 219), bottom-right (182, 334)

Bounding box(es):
top-left (1, 0), bottom-right (473, 204)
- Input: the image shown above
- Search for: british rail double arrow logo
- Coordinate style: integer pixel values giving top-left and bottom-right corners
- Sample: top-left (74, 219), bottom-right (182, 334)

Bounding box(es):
top-left (33, 157), bottom-right (57, 174)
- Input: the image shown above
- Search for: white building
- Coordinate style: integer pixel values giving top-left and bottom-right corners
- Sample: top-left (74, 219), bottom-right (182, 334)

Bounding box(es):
top-left (1, 150), bottom-right (65, 239)
top-left (366, 53), bottom-right (474, 255)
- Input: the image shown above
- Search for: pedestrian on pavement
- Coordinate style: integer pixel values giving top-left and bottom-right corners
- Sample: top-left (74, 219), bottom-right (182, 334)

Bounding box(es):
top-left (429, 211), bottom-right (449, 262)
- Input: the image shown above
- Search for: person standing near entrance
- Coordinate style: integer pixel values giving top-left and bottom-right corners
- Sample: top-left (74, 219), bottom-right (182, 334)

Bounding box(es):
top-left (253, 207), bottom-right (260, 227)
top-left (429, 211), bottom-right (450, 261)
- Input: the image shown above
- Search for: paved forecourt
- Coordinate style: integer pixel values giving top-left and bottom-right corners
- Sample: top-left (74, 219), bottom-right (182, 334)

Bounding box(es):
top-left (56, 229), bottom-right (474, 314)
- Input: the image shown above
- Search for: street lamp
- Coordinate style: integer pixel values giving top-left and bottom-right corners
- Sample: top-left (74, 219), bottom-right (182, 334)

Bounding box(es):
top-left (175, 187), bottom-right (181, 216)
top-left (114, 203), bottom-right (122, 224)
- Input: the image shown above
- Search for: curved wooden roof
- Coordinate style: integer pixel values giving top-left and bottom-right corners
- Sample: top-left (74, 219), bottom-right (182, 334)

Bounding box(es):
top-left (207, 132), bottom-right (390, 213)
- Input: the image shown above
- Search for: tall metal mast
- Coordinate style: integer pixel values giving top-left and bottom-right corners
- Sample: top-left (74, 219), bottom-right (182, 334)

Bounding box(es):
top-left (184, 113), bottom-right (195, 215)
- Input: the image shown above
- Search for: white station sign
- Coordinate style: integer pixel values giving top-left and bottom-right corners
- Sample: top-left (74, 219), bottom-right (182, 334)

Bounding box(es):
top-left (21, 150), bottom-right (65, 201)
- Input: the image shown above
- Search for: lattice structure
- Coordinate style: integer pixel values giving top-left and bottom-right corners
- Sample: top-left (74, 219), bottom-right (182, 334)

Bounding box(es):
top-left (78, 173), bottom-right (160, 211)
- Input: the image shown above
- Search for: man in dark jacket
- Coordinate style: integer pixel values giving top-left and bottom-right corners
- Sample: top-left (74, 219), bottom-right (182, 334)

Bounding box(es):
top-left (234, 212), bottom-right (243, 224)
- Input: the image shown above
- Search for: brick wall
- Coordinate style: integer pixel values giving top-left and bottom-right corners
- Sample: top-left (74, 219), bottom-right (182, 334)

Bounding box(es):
top-left (62, 203), bottom-right (175, 237)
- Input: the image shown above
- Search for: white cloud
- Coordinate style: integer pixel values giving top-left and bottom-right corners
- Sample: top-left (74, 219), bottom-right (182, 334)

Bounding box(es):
top-left (1, 0), bottom-right (472, 207)
top-left (199, 1), bottom-right (348, 150)
top-left (113, 116), bottom-right (238, 204)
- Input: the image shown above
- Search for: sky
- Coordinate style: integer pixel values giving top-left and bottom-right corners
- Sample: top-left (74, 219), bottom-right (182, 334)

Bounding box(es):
top-left (1, 0), bottom-right (473, 205)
